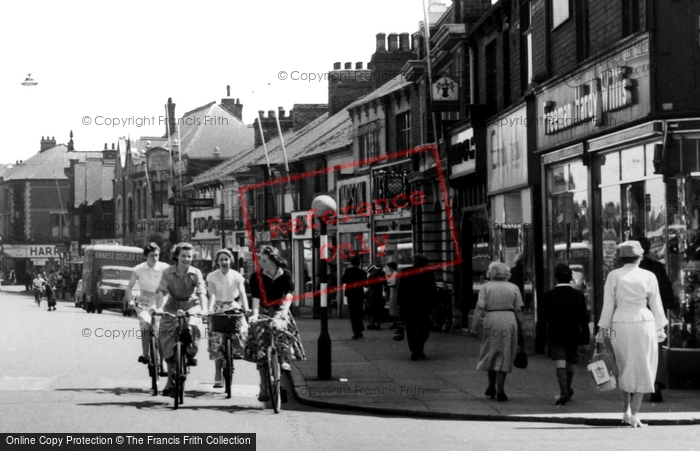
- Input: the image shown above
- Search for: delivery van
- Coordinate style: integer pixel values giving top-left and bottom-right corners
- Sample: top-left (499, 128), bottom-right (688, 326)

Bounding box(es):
top-left (81, 245), bottom-right (144, 313)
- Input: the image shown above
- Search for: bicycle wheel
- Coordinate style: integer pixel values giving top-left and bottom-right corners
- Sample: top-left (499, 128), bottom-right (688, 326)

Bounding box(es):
top-left (178, 349), bottom-right (186, 405)
top-left (266, 344), bottom-right (281, 413)
top-left (224, 338), bottom-right (233, 399)
top-left (173, 342), bottom-right (181, 410)
top-left (149, 334), bottom-right (159, 396)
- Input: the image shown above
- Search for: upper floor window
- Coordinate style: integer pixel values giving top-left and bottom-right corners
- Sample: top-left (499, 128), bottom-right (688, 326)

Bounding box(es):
top-left (520, 0), bottom-right (533, 93)
top-left (51, 213), bottom-right (69, 238)
top-left (396, 112), bottom-right (411, 152)
top-left (358, 121), bottom-right (380, 164)
top-left (551, 0), bottom-right (570, 29)
top-left (152, 181), bottom-right (168, 216)
top-left (621, 0), bottom-right (640, 37)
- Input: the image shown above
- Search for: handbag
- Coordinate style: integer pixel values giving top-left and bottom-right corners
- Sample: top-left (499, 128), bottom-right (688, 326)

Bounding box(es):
top-left (514, 345), bottom-right (528, 369)
top-left (587, 346), bottom-right (618, 391)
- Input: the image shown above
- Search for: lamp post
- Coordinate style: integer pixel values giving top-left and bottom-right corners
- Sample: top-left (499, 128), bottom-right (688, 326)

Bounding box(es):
top-left (312, 195), bottom-right (336, 380)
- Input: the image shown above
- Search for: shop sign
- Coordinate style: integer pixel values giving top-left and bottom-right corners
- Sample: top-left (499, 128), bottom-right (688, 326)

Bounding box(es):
top-left (449, 127), bottom-right (475, 177)
top-left (537, 34), bottom-right (650, 149)
top-left (190, 207), bottom-right (220, 240)
top-left (91, 239), bottom-right (121, 245)
top-left (432, 75), bottom-right (459, 111)
top-left (487, 105), bottom-right (528, 193)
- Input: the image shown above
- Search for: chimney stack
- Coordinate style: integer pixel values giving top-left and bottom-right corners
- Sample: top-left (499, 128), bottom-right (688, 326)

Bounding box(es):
top-left (376, 33), bottom-right (387, 51)
top-left (268, 110), bottom-right (275, 118)
top-left (399, 33), bottom-right (410, 52)
top-left (40, 136), bottom-right (57, 152)
top-left (343, 62), bottom-right (351, 69)
top-left (388, 33), bottom-right (399, 51)
top-left (166, 97), bottom-right (177, 137)
top-left (333, 62), bottom-right (341, 70)
top-left (278, 106), bottom-right (286, 118)
top-left (356, 62), bottom-right (363, 69)
top-left (221, 95), bottom-right (243, 121)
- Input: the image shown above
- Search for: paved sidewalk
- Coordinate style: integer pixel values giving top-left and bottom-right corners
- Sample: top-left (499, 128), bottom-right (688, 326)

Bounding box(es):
top-left (289, 316), bottom-right (700, 425)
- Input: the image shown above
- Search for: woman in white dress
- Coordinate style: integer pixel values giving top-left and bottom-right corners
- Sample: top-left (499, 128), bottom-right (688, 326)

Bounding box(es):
top-left (597, 240), bottom-right (668, 428)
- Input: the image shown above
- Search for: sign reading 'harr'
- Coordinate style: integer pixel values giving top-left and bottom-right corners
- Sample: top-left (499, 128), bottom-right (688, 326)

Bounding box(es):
top-left (544, 66), bottom-right (633, 134)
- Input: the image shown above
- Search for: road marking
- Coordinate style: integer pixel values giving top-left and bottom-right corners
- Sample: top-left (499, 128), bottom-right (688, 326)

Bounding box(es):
top-left (0, 376), bottom-right (55, 391)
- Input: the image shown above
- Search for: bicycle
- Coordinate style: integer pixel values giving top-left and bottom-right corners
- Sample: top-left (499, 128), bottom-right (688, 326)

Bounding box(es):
top-left (255, 313), bottom-right (295, 413)
top-left (34, 286), bottom-right (43, 307)
top-left (150, 308), bottom-right (204, 410)
top-left (133, 301), bottom-right (165, 396)
top-left (208, 308), bottom-right (245, 399)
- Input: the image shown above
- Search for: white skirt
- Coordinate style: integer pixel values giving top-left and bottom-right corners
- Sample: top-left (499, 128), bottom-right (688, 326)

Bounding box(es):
top-left (610, 320), bottom-right (658, 393)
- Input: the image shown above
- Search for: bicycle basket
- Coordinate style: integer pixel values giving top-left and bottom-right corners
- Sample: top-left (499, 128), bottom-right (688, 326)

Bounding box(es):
top-left (209, 313), bottom-right (243, 334)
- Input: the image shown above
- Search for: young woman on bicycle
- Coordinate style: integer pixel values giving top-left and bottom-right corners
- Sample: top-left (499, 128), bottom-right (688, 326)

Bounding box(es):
top-left (125, 243), bottom-right (170, 367)
top-left (155, 243), bottom-right (208, 398)
top-left (245, 245), bottom-right (305, 402)
top-left (206, 249), bottom-right (249, 388)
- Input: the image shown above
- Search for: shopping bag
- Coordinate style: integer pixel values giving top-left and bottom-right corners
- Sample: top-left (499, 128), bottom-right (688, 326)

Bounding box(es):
top-left (587, 347), bottom-right (618, 391)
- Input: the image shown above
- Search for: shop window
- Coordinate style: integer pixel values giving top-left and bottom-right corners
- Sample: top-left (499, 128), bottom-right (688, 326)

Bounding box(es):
top-left (620, 146), bottom-right (645, 182)
top-left (600, 151), bottom-right (620, 186)
top-left (548, 161), bottom-right (590, 297)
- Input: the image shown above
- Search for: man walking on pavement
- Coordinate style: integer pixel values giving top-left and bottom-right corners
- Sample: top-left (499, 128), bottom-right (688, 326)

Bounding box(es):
top-left (397, 254), bottom-right (437, 361)
top-left (636, 236), bottom-right (674, 403)
top-left (342, 257), bottom-right (367, 339)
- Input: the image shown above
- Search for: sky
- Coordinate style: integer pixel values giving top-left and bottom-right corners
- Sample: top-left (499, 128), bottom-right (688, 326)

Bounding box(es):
top-left (0, 0), bottom-right (477, 164)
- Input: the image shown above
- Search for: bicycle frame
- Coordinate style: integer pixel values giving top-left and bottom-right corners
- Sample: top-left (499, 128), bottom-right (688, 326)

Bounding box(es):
top-left (255, 314), bottom-right (295, 413)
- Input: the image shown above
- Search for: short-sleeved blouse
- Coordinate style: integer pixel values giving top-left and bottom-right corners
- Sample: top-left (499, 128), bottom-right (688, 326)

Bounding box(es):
top-left (250, 268), bottom-right (294, 308)
top-left (206, 269), bottom-right (245, 303)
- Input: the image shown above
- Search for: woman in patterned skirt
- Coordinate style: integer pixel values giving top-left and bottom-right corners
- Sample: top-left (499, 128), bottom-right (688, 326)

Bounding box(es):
top-left (245, 245), bottom-right (305, 402)
top-left (206, 249), bottom-right (249, 388)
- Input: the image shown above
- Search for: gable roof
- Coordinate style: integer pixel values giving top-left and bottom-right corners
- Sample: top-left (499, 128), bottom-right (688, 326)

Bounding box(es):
top-left (177, 102), bottom-right (255, 159)
top-left (0, 145), bottom-right (101, 181)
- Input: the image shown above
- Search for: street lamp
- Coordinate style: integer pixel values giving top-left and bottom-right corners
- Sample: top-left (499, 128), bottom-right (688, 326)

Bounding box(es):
top-left (312, 194), bottom-right (336, 380)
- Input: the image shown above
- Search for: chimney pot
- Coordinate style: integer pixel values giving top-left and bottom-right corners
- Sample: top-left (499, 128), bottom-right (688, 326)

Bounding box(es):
top-left (399, 32), bottom-right (410, 52)
top-left (356, 62), bottom-right (363, 69)
top-left (388, 33), bottom-right (399, 51)
top-left (104, 143), bottom-right (108, 150)
top-left (112, 143), bottom-right (115, 150)
top-left (344, 62), bottom-right (352, 69)
top-left (278, 106), bottom-right (286, 118)
top-left (333, 62), bottom-right (341, 70)
top-left (268, 110), bottom-right (276, 118)
top-left (258, 110), bottom-right (265, 118)
top-left (376, 32), bottom-right (387, 51)
top-left (236, 98), bottom-right (240, 104)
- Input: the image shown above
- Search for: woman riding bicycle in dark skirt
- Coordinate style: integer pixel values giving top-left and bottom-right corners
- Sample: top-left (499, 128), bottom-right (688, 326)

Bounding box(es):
top-left (244, 245), bottom-right (305, 402)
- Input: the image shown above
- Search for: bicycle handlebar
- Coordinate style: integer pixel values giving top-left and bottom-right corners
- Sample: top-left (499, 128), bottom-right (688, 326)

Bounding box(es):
top-left (132, 301), bottom-right (206, 318)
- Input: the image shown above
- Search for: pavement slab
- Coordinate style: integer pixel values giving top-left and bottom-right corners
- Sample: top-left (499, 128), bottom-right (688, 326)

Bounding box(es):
top-left (289, 316), bottom-right (700, 425)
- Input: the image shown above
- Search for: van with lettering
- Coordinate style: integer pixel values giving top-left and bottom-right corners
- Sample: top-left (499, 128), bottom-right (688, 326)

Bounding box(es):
top-left (81, 245), bottom-right (144, 313)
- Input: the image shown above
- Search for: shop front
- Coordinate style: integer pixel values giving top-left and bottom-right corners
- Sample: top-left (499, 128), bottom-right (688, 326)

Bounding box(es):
top-left (447, 119), bottom-right (488, 327)
top-left (538, 33), bottom-right (700, 387)
top-left (1, 244), bottom-right (65, 280)
top-left (487, 104), bottom-right (535, 312)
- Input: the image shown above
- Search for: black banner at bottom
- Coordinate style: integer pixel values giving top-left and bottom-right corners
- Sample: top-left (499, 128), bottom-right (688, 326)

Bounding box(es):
top-left (3, 434), bottom-right (256, 450)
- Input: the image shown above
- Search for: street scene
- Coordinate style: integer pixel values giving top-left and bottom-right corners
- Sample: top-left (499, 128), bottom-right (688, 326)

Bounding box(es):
top-left (3, 0), bottom-right (700, 449)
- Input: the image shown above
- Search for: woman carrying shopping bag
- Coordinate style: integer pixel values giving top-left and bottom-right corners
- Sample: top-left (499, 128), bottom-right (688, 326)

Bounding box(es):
top-left (597, 241), bottom-right (669, 428)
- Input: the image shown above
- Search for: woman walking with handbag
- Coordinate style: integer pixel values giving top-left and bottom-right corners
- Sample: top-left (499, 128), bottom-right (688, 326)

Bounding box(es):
top-left (471, 262), bottom-right (524, 401)
top-left (597, 241), bottom-right (668, 427)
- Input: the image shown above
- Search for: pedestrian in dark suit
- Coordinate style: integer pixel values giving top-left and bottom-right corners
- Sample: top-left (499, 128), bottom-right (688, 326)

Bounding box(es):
top-left (25, 272), bottom-right (34, 292)
top-left (540, 264), bottom-right (590, 405)
top-left (397, 254), bottom-right (437, 361)
top-left (636, 236), bottom-right (674, 403)
top-left (342, 257), bottom-right (368, 339)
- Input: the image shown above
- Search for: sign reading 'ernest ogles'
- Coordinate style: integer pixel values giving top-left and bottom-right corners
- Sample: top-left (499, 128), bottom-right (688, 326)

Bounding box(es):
top-left (94, 252), bottom-right (140, 261)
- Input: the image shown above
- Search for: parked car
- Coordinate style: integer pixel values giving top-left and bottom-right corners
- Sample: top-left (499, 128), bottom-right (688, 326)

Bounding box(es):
top-left (94, 266), bottom-right (136, 314)
top-left (73, 280), bottom-right (84, 308)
